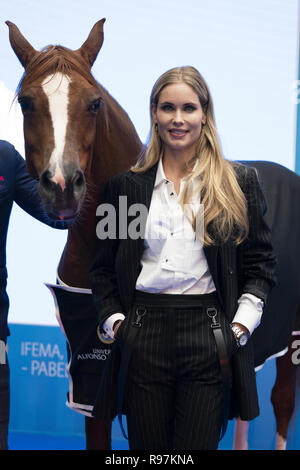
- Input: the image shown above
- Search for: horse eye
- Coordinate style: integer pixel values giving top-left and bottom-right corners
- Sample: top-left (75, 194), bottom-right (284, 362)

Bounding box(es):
top-left (18, 96), bottom-right (34, 113)
top-left (89, 98), bottom-right (101, 114)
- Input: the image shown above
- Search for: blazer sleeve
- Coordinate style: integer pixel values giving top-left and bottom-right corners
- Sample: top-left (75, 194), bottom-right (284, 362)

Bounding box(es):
top-left (239, 166), bottom-right (277, 303)
top-left (89, 177), bottom-right (124, 326)
top-left (13, 148), bottom-right (67, 230)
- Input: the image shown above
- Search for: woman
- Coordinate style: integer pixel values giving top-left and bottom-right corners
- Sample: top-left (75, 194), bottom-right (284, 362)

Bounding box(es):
top-left (90, 66), bottom-right (276, 450)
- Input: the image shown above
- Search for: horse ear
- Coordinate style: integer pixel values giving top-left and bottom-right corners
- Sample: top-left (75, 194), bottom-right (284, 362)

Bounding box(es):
top-left (77, 19), bottom-right (106, 68)
top-left (6, 21), bottom-right (37, 69)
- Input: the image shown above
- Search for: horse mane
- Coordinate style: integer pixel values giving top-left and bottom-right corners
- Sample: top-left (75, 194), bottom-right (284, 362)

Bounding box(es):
top-left (16, 45), bottom-right (100, 94)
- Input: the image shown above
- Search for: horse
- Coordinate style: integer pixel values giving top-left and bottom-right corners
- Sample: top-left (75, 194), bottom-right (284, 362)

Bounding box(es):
top-left (6, 20), bottom-right (300, 450)
top-left (6, 19), bottom-right (143, 450)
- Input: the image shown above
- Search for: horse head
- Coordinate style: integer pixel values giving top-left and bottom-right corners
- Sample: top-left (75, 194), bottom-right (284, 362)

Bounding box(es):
top-left (6, 19), bottom-right (106, 220)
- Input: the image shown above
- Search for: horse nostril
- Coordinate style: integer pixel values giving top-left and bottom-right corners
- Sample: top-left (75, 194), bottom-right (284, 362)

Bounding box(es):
top-left (40, 170), bottom-right (53, 191)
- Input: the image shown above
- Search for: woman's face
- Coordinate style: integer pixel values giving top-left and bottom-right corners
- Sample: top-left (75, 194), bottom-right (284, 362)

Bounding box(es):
top-left (152, 82), bottom-right (206, 157)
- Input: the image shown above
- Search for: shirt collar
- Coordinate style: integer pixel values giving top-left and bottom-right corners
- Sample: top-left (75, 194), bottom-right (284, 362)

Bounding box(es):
top-left (154, 158), bottom-right (169, 187)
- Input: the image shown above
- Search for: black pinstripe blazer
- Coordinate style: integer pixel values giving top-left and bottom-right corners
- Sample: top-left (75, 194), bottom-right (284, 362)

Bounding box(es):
top-left (90, 161), bottom-right (277, 420)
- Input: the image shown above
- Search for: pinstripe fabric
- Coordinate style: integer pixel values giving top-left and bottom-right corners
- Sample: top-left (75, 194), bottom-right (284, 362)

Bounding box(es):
top-left (122, 291), bottom-right (236, 450)
top-left (90, 161), bottom-right (277, 426)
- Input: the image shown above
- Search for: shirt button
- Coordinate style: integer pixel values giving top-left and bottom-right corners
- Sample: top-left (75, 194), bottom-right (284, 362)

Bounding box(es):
top-left (170, 192), bottom-right (174, 196)
top-left (165, 259), bottom-right (168, 262)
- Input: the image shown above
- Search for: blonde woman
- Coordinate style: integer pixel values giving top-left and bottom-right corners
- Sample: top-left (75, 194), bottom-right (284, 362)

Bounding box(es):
top-left (90, 66), bottom-right (276, 450)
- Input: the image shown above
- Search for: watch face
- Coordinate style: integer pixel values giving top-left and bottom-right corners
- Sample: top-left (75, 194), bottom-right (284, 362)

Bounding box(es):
top-left (239, 334), bottom-right (248, 346)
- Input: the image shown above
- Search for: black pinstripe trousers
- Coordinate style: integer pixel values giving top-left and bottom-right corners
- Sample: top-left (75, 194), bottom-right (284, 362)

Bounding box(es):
top-left (119, 290), bottom-right (236, 450)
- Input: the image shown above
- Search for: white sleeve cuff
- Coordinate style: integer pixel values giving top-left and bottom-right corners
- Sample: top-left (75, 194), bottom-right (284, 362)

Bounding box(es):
top-left (232, 293), bottom-right (264, 335)
top-left (103, 313), bottom-right (125, 339)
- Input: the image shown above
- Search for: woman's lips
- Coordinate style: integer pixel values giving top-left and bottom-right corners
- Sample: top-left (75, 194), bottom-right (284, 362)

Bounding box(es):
top-left (168, 129), bottom-right (188, 138)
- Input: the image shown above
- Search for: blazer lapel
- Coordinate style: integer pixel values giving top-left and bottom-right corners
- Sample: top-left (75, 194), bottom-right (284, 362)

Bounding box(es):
top-left (203, 243), bottom-right (223, 308)
top-left (126, 162), bottom-right (158, 243)
top-left (126, 162), bottom-right (158, 208)
top-left (121, 163), bottom-right (158, 305)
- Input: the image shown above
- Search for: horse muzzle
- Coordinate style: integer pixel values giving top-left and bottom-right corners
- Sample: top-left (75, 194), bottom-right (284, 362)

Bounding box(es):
top-left (39, 168), bottom-right (86, 220)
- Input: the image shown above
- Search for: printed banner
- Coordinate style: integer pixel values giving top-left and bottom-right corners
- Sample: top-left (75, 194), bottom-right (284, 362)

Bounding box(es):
top-left (7, 323), bottom-right (84, 436)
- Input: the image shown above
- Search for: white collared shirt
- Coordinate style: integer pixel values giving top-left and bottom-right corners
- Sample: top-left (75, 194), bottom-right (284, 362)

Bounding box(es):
top-left (103, 159), bottom-right (263, 338)
top-left (135, 158), bottom-right (215, 294)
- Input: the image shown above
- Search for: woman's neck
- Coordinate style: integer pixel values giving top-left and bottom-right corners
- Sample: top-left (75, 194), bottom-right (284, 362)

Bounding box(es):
top-left (162, 151), bottom-right (193, 181)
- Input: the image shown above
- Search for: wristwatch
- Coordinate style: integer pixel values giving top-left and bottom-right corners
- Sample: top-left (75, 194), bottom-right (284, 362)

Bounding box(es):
top-left (231, 324), bottom-right (249, 347)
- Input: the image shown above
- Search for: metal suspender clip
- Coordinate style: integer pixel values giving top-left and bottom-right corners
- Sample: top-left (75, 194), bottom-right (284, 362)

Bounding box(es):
top-left (206, 307), bottom-right (220, 329)
top-left (132, 307), bottom-right (147, 328)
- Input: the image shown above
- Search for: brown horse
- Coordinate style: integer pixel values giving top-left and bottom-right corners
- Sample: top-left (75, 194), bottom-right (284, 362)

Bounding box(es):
top-left (6, 20), bottom-right (300, 450)
top-left (6, 19), bottom-right (142, 449)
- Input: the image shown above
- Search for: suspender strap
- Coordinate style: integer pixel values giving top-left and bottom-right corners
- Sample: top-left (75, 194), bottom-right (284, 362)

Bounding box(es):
top-left (207, 307), bottom-right (232, 441)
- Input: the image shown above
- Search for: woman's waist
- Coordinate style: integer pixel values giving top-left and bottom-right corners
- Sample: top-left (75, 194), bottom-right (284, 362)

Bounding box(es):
top-left (133, 288), bottom-right (218, 308)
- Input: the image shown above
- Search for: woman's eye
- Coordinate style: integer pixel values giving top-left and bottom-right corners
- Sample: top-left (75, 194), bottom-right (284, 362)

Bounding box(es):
top-left (18, 97), bottom-right (34, 113)
top-left (89, 98), bottom-right (101, 114)
top-left (161, 104), bottom-right (173, 111)
top-left (184, 105), bottom-right (196, 112)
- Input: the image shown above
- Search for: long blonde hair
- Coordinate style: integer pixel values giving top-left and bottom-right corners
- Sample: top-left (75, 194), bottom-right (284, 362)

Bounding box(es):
top-left (131, 66), bottom-right (249, 246)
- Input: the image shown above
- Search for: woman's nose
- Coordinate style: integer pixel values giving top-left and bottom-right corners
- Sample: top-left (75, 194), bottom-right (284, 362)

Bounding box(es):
top-left (172, 109), bottom-right (184, 124)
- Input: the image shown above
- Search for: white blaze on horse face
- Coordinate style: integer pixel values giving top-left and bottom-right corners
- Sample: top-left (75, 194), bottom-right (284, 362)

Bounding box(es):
top-left (42, 73), bottom-right (70, 191)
